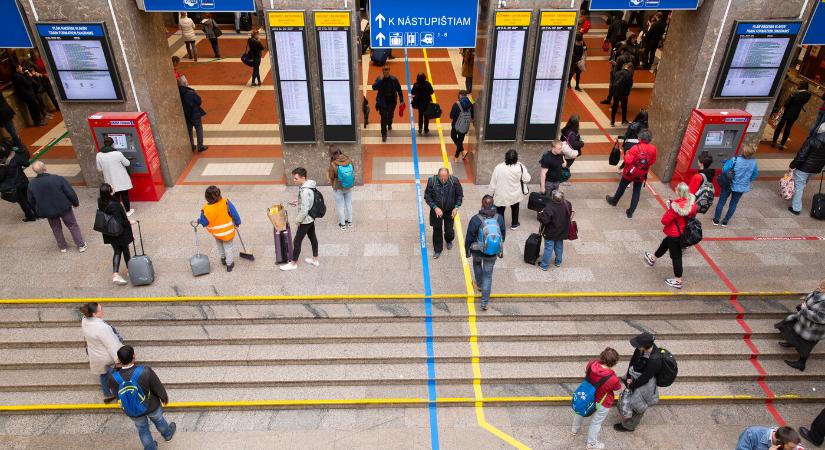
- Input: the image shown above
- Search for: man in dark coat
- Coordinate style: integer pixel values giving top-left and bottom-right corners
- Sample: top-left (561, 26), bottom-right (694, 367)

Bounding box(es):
top-left (615, 332), bottom-right (663, 432)
top-left (464, 195), bottom-right (505, 311)
top-left (424, 168), bottom-right (463, 259)
top-left (27, 161), bottom-right (87, 252)
top-left (372, 65), bottom-right (404, 142)
top-left (178, 78), bottom-right (208, 152)
top-left (0, 94), bottom-right (23, 149)
top-left (773, 82), bottom-right (813, 149)
top-left (0, 142), bottom-right (36, 221)
top-left (641, 13), bottom-right (667, 69)
top-left (605, 14), bottom-right (627, 51)
top-left (788, 122), bottom-right (825, 215)
top-left (610, 63), bottom-right (634, 126)
top-left (11, 64), bottom-right (46, 127)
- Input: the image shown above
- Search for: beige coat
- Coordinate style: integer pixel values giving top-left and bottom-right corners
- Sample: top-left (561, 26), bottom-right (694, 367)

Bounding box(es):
top-left (179, 17), bottom-right (197, 41)
top-left (81, 317), bottom-right (121, 375)
top-left (96, 151), bottom-right (132, 193)
top-left (489, 162), bottom-right (531, 207)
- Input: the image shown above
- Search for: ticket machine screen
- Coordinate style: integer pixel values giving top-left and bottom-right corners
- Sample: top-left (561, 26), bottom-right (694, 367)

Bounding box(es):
top-left (101, 131), bottom-right (148, 174)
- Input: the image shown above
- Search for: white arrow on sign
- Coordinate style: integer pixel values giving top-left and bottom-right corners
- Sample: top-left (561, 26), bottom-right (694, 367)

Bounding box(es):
top-left (375, 13), bottom-right (385, 28)
top-left (375, 32), bottom-right (386, 46)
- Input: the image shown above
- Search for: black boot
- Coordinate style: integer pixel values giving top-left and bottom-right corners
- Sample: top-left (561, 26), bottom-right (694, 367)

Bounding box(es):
top-left (784, 358), bottom-right (807, 371)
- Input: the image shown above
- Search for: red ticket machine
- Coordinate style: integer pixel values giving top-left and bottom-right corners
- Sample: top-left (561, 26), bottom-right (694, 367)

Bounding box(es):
top-left (88, 112), bottom-right (165, 201)
top-left (671, 109), bottom-right (752, 194)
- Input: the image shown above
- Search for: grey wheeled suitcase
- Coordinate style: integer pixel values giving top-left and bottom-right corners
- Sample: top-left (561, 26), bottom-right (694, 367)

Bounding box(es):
top-left (274, 223), bottom-right (293, 265)
top-left (189, 222), bottom-right (211, 276)
top-left (128, 221), bottom-right (155, 286)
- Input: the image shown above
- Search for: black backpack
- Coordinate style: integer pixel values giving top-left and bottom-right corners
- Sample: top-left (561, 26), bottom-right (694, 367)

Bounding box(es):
top-left (679, 217), bottom-right (703, 248)
top-left (655, 347), bottom-right (678, 387)
top-left (305, 188), bottom-right (326, 219)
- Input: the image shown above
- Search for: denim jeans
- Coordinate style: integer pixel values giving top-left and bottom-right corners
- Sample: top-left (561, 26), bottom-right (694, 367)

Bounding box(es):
top-left (539, 239), bottom-right (564, 269)
top-left (472, 251), bottom-right (497, 308)
top-left (791, 170), bottom-right (813, 213)
top-left (130, 406), bottom-right (173, 450)
top-left (572, 405), bottom-right (610, 446)
top-left (214, 237), bottom-right (235, 265)
top-left (99, 364), bottom-right (114, 397)
top-left (714, 188), bottom-right (744, 223)
top-left (333, 188), bottom-right (353, 225)
top-left (2, 120), bottom-right (23, 149)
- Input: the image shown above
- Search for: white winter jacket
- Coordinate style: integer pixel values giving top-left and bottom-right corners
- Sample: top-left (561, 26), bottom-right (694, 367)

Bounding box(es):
top-left (96, 150), bottom-right (132, 193)
top-left (179, 17), bottom-right (197, 41)
top-left (488, 162), bottom-right (531, 207)
top-left (81, 317), bottom-right (122, 375)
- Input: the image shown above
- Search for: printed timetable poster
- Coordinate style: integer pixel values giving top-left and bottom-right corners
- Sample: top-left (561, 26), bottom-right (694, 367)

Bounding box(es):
top-left (714, 21), bottom-right (801, 99)
top-left (36, 23), bottom-right (124, 101)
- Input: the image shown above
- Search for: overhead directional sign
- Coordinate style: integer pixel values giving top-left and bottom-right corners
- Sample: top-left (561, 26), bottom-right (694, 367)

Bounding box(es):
top-left (0, 1), bottom-right (33, 48)
top-left (369, 0), bottom-right (479, 48)
top-left (802, 0), bottom-right (825, 45)
top-left (136, 0), bottom-right (256, 12)
top-left (589, 0), bottom-right (702, 10)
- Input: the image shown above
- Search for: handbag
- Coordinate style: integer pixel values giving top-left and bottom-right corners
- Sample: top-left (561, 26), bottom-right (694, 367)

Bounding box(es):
top-left (519, 163), bottom-right (529, 195)
top-left (718, 156), bottom-right (736, 191)
top-left (240, 41), bottom-right (254, 67)
top-left (567, 202), bottom-right (578, 241)
top-left (267, 204), bottom-right (288, 232)
top-left (577, 59), bottom-right (586, 72)
top-left (94, 209), bottom-right (124, 237)
top-left (608, 141), bottom-right (621, 166)
top-left (779, 170), bottom-right (795, 200)
top-left (0, 188), bottom-right (18, 203)
top-left (424, 102), bottom-right (442, 119)
top-left (602, 39), bottom-right (611, 52)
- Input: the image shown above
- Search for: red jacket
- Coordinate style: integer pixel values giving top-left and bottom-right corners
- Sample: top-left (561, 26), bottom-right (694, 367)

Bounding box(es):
top-left (621, 143), bottom-right (657, 182)
top-left (661, 196), bottom-right (697, 238)
top-left (585, 360), bottom-right (622, 408)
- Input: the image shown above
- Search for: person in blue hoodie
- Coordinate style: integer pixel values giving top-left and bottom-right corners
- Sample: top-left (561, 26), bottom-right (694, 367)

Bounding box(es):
top-left (450, 90), bottom-right (474, 160)
top-left (713, 146), bottom-right (759, 227)
top-left (464, 195), bottom-right (505, 311)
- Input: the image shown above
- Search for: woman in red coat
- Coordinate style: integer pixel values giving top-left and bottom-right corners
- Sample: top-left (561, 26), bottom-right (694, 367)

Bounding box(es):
top-left (643, 182), bottom-right (697, 289)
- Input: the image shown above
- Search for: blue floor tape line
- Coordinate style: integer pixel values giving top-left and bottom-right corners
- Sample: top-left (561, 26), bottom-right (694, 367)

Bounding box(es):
top-left (404, 48), bottom-right (441, 450)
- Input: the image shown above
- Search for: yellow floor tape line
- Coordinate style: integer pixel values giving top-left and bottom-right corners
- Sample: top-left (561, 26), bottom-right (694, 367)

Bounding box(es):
top-left (422, 48), bottom-right (531, 450)
top-left (0, 394), bottom-right (806, 412)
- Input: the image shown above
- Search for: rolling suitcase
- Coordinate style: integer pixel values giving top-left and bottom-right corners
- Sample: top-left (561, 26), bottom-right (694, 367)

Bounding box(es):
top-left (189, 223), bottom-right (211, 276)
top-left (812, 172), bottom-right (825, 220)
top-left (524, 233), bottom-right (542, 265)
top-left (127, 221), bottom-right (155, 286)
top-left (274, 223), bottom-right (294, 265)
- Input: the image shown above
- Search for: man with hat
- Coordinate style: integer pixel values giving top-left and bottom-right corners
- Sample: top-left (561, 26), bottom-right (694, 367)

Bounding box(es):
top-left (615, 331), bottom-right (662, 432)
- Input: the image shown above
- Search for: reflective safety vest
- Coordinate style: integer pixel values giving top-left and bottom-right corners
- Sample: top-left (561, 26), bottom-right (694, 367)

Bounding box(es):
top-left (202, 198), bottom-right (236, 241)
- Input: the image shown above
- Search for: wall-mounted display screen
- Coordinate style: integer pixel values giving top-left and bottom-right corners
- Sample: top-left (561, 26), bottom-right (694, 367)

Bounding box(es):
top-left (713, 21), bottom-right (801, 99)
top-left (484, 10), bottom-right (531, 142)
top-left (36, 23), bottom-right (124, 102)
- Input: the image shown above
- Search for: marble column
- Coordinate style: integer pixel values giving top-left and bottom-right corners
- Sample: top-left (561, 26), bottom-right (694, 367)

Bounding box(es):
top-left (648, 0), bottom-right (809, 181)
top-left (266, 1), bottom-right (362, 186)
top-left (19, 0), bottom-right (192, 188)
top-left (473, 0), bottom-right (582, 185)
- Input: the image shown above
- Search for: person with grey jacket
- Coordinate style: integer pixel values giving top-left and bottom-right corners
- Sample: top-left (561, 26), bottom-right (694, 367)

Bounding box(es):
top-left (281, 167), bottom-right (319, 271)
top-left (201, 13), bottom-right (221, 58)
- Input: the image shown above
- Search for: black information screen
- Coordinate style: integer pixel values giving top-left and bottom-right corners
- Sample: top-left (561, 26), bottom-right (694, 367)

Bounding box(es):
top-left (484, 10), bottom-right (531, 142)
top-left (314, 11), bottom-right (356, 143)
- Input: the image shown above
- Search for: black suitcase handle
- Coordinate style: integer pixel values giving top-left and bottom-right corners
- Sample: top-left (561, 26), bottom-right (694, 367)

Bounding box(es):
top-left (132, 220), bottom-right (146, 256)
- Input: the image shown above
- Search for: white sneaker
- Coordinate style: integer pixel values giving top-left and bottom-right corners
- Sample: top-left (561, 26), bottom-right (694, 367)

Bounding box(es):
top-left (304, 258), bottom-right (319, 267)
top-left (78, 243), bottom-right (88, 253)
top-left (113, 273), bottom-right (128, 285)
top-left (126, 209), bottom-right (135, 217)
top-left (279, 262), bottom-right (298, 271)
top-left (586, 442), bottom-right (605, 450)
top-left (60, 248), bottom-right (67, 253)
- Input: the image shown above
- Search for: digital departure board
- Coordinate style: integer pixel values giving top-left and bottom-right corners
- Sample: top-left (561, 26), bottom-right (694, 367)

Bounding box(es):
top-left (314, 11), bottom-right (356, 142)
top-left (713, 21), bottom-right (802, 99)
top-left (36, 23), bottom-right (124, 102)
top-left (484, 10), bottom-right (531, 142)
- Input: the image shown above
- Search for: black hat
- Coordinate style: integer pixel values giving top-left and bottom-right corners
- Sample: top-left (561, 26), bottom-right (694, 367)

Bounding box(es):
top-left (630, 332), bottom-right (655, 349)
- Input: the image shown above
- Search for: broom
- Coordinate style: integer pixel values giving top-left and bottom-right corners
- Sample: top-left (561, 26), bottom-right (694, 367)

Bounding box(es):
top-left (235, 229), bottom-right (255, 261)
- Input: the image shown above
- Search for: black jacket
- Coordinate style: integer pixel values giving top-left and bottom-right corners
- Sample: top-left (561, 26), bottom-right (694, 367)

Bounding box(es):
top-left (0, 150), bottom-right (30, 190)
top-left (791, 130), bottom-right (825, 174)
top-left (538, 200), bottom-right (572, 241)
top-left (247, 38), bottom-right (264, 58)
top-left (425, 175), bottom-right (463, 223)
top-left (783, 90), bottom-right (813, 121)
top-left (464, 208), bottom-right (506, 257)
top-left (625, 345), bottom-right (663, 389)
top-left (0, 94), bottom-right (15, 124)
top-left (108, 365), bottom-right (169, 416)
top-left (178, 85), bottom-right (206, 123)
top-left (27, 173), bottom-right (78, 219)
top-left (610, 68), bottom-right (633, 98)
top-left (12, 72), bottom-right (37, 101)
top-left (372, 75), bottom-right (403, 110)
top-left (606, 18), bottom-right (626, 44)
top-left (98, 198), bottom-right (134, 246)
top-left (411, 81), bottom-right (433, 110)
top-left (644, 20), bottom-right (667, 49)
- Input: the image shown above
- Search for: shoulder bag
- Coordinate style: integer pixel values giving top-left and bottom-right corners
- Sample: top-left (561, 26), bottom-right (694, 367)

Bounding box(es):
top-left (94, 208), bottom-right (124, 237)
top-left (717, 156), bottom-right (737, 191)
top-left (519, 163), bottom-right (529, 195)
top-left (566, 202), bottom-right (578, 241)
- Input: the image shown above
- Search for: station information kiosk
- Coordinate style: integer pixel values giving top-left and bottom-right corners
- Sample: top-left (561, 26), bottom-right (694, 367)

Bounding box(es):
top-left (88, 112), bottom-right (165, 201)
top-left (671, 109), bottom-right (752, 193)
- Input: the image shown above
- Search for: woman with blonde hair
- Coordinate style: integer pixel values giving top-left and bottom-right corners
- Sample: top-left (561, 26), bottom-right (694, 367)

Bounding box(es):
top-left (643, 182), bottom-right (697, 289)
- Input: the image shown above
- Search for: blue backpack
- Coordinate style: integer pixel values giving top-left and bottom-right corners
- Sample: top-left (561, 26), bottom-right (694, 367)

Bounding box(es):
top-left (337, 164), bottom-right (355, 189)
top-left (571, 365), bottom-right (612, 417)
top-left (112, 366), bottom-right (149, 417)
top-left (477, 216), bottom-right (502, 256)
